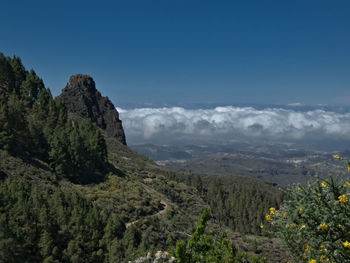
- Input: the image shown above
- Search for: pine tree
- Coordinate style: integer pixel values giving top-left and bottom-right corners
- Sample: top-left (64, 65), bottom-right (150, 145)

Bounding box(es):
top-left (9, 55), bottom-right (26, 92)
top-left (21, 69), bottom-right (44, 104)
top-left (38, 230), bottom-right (54, 259)
top-left (49, 125), bottom-right (71, 174)
top-left (68, 125), bottom-right (84, 174)
top-left (0, 52), bottom-right (15, 92)
top-left (6, 93), bottom-right (29, 153)
top-left (0, 96), bottom-right (12, 150)
top-left (77, 119), bottom-right (107, 170)
top-left (175, 207), bottom-right (243, 263)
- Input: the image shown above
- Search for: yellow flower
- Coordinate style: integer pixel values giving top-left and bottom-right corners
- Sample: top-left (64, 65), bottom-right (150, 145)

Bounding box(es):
top-left (345, 182), bottom-right (350, 187)
top-left (300, 224), bottom-right (307, 230)
top-left (290, 223), bottom-right (296, 227)
top-left (269, 207), bottom-right (276, 215)
top-left (299, 206), bottom-right (304, 213)
top-left (320, 246), bottom-right (328, 253)
top-left (320, 223), bottom-right (329, 231)
top-left (337, 224), bottom-right (342, 228)
top-left (305, 244), bottom-right (311, 252)
top-left (309, 259), bottom-right (317, 263)
top-left (265, 214), bottom-right (271, 222)
top-left (348, 164), bottom-right (350, 173)
top-left (338, 194), bottom-right (348, 204)
top-left (321, 181), bottom-right (328, 188)
top-left (344, 240), bottom-right (350, 249)
top-left (333, 154), bottom-right (342, 160)
top-left (283, 212), bottom-right (286, 217)
top-left (260, 224), bottom-right (264, 229)
top-left (298, 185), bottom-right (302, 191)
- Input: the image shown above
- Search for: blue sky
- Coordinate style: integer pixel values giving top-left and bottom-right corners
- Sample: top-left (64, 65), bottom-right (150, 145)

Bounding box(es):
top-left (1, 0), bottom-right (350, 107)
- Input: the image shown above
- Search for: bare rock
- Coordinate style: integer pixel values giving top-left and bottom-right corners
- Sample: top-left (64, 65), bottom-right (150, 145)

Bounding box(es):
top-left (59, 74), bottom-right (126, 145)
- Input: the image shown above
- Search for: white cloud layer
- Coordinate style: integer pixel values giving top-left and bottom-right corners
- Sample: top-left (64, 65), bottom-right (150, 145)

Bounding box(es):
top-left (117, 106), bottom-right (350, 143)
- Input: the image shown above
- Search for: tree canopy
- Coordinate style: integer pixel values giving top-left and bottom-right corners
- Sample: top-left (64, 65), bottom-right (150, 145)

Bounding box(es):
top-left (0, 52), bottom-right (108, 181)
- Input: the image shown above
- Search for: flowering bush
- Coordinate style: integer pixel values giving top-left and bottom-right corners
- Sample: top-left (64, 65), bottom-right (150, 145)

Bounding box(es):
top-left (263, 155), bottom-right (350, 262)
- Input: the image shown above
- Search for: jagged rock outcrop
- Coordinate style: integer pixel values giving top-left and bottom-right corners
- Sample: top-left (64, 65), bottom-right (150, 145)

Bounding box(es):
top-left (59, 74), bottom-right (126, 145)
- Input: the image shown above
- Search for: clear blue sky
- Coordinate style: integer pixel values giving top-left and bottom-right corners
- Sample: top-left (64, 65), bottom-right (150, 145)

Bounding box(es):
top-left (1, 0), bottom-right (350, 107)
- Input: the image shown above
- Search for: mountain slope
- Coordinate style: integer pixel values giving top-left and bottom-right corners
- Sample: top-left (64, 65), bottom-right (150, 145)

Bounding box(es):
top-left (0, 52), bottom-right (287, 262)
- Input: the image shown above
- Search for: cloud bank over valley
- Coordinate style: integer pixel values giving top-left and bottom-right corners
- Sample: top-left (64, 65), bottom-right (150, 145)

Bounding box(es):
top-left (117, 106), bottom-right (350, 145)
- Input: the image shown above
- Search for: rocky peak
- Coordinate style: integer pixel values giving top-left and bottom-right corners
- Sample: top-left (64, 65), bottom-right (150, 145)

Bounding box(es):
top-left (59, 74), bottom-right (126, 145)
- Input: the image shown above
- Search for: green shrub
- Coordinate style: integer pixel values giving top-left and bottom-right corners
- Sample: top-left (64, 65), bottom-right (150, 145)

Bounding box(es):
top-left (175, 207), bottom-right (267, 263)
top-left (264, 155), bottom-right (350, 262)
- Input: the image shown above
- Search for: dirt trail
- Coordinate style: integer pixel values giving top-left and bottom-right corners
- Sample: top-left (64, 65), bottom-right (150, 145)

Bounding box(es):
top-left (126, 200), bottom-right (168, 228)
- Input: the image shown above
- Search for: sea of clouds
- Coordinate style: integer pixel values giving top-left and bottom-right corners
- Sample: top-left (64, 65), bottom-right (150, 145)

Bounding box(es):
top-left (117, 106), bottom-right (350, 144)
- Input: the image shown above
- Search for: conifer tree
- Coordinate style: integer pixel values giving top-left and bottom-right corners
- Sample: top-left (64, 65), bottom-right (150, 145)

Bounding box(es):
top-left (49, 125), bottom-right (71, 174)
top-left (9, 56), bottom-right (26, 92)
top-left (0, 53), bottom-right (15, 92)
top-left (21, 69), bottom-right (44, 105)
top-left (6, 93), bottom-right (29, 153)
top-left (0, 96), bottom-right (12, 150)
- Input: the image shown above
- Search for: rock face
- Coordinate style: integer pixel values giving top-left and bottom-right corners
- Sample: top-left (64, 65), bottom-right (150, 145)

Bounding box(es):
top-left (59, 74), bottom-right (126, 145)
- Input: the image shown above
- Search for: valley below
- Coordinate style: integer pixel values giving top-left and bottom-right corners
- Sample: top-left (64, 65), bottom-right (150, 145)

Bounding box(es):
top-left (131, 141), bottom-right (348, 186)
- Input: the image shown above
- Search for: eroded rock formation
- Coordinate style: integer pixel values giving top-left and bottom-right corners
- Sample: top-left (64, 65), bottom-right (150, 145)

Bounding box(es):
top-left (59, 74), bottom-right (126, 145)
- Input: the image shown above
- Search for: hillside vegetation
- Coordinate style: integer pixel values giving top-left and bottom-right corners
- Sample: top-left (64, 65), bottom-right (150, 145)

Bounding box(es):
top-left (0, 52), bottom-right (287, 262)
